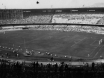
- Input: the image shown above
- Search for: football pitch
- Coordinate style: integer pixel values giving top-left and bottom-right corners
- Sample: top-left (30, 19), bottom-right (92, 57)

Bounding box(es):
top-left (0, 29), bottom-right (104, 61)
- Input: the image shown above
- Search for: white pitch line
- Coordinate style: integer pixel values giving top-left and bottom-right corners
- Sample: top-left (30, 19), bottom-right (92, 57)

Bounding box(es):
top-left (93, 45), bottom-right (104, 58)
top-left (93, 52), bottom-right (99, 58)
top-left (71, 37), bottom-right (87, 47)
top-left (89, 44), bottom-right (100, 56)
top-left (90, 40), bottom-right (97, 46)
top-left (90, 38), bottom-right (104, 56)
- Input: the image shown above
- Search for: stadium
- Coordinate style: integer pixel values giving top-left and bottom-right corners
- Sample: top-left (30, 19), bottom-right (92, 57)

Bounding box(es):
top-left (1, 7), bottom-right (104, 78)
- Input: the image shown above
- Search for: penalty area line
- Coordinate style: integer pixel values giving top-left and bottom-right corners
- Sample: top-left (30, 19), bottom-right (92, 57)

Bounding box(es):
top-left (71, 37), bottom-right (87, 47)
top-left (93, 45), bottom-right (104, 58)
top-left (90, 40), bottom-right (97, 46)
top-left (89, 44), bottom-right (100, 57)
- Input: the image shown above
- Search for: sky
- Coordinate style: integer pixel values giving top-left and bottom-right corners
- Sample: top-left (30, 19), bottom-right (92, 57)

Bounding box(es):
top-left (0, 0), bottom-right (104, 9)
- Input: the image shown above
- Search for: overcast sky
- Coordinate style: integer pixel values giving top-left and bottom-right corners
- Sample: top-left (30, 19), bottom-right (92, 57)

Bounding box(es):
top-left (0, 0), bottom-right (104, 9)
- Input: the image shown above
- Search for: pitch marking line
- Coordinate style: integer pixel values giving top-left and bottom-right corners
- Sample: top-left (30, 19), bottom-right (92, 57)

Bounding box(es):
top-left (89, 44), bottom-right (100, 56)
top-left (71, 37), bottom-right (87, 47)
top-left (90, 40), bottom-right (97, 46)
top-left (93, 45), bottom-right (104, 58)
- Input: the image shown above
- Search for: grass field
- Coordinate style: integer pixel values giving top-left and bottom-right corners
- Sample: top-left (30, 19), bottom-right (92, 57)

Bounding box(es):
top-left (0, 29), bottom-right (104, 61)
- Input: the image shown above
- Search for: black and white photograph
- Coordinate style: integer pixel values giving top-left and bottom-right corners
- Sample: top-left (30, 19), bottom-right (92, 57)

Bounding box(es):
top-left (0, 0), bottom-right (104, 78)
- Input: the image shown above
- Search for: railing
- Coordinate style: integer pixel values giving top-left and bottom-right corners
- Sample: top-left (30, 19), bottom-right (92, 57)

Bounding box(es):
top-left (0, 23), bottom-right (104, 27)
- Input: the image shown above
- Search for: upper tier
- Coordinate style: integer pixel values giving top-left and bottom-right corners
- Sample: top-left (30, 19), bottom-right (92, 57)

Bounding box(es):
top-left (0, 8), bottom-right (104, 25)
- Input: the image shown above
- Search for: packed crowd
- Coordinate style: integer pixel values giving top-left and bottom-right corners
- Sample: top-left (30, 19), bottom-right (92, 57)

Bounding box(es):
top-left (28, 25), bottom-right (104, 35)
top-left (0, 13), bottom-right (104, 25)
top-left (0, 14), bottom-right (52, 24)
top-left (52, 14), bottom-right (104, 24)
top-left (0, 58), bottom-right (104, 78)
top-left (1, 25), bottom-right (104, 35)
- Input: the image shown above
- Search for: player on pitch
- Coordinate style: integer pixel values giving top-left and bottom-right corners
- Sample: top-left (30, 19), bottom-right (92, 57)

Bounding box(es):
top-left (99, 39), bottom-right (103, 45)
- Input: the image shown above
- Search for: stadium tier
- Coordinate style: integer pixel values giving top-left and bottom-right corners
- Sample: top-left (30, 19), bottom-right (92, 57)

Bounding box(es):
top-left (52, 14), bottom-right (104, 24)
top-left (1, 13), bottom-right (104, 25)
top-left (0, 8), bottom-right (104, 25)
top-left (0, 14), bottom-right (52, 24)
